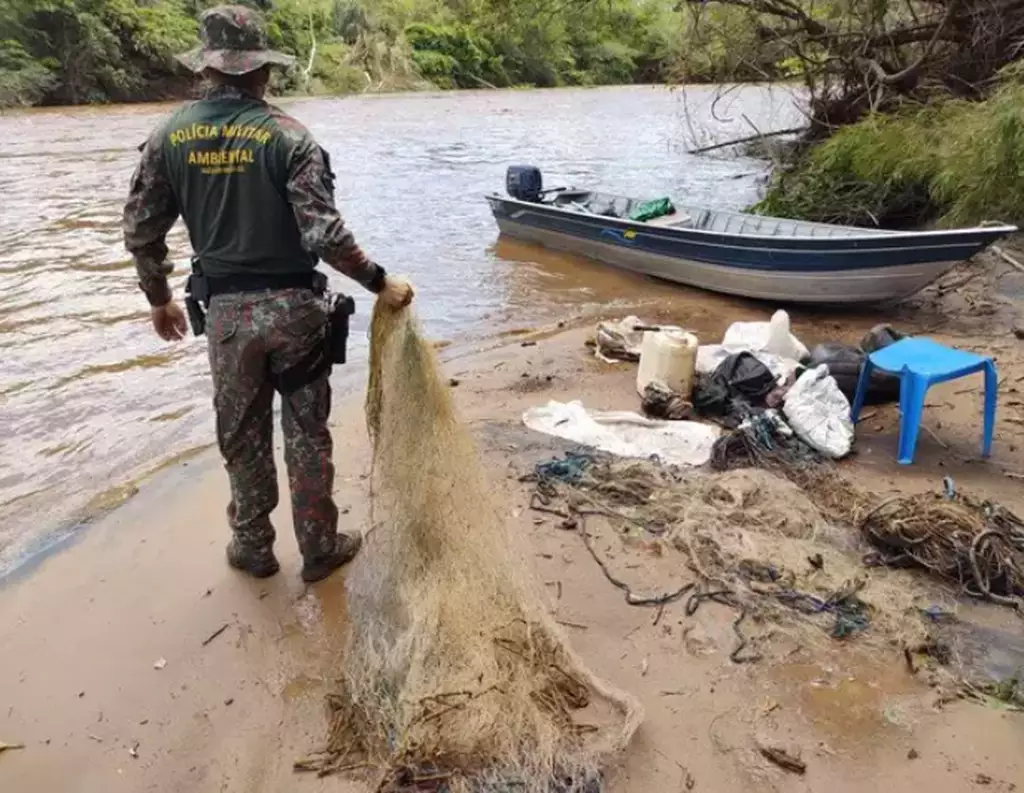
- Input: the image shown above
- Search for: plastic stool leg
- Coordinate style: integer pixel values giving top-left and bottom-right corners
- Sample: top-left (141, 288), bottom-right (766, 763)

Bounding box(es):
top-left (851, 359), bottom-right (874, 423)
top-left (982, 360), bottom-right (997, 458)
top-left (897, 373), bottom-right (929, 465)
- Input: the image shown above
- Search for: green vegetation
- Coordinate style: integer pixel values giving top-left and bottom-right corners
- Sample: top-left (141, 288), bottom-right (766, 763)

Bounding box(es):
top-left (0, 38), bottom-right (55, 105)
top-left (692, 0), bottom-right (1024, 228)
top-left (4, 0), bottom-right (1022, 229)
top-left (0, 0), bottom-right (764, 106)
top-left (756, 79), bottom-right (1024, 229)
top-left (0, 0), bottom-right (199, 105)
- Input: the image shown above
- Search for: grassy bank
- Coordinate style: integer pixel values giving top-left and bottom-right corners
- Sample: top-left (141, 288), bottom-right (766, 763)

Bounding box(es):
top-left (754, 81), bottom-right (1024, 229)
top-left (747, 34), bottom-right (1024, 233)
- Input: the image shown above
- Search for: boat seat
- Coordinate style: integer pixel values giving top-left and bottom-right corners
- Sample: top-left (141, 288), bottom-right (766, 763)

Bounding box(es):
top-left (549, 189), bottom-right (590, 206)
top-left (691, 210), bottom-right (713, 230)
top-left (646, 213), bottom-right (693, 228)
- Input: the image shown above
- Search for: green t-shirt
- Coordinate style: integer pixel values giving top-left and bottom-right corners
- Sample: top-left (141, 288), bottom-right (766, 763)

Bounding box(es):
top-left (160, 96), bottom-right (315, 278)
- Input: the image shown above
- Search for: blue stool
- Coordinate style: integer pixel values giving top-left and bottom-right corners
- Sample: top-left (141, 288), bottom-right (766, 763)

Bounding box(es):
top-left (851, 337), bottom-right (997, 465)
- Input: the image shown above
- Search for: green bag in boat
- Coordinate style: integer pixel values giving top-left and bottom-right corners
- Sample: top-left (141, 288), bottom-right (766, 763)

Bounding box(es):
top-left (629, 197), bottom-right (675, 222)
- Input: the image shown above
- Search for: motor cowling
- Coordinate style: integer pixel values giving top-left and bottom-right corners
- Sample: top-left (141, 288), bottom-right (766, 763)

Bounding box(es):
top-left (506, 166), bottom-right (543, 202)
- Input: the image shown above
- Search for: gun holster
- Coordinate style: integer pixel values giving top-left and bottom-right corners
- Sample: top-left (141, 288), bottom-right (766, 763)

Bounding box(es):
top-left (184, 263), bottom-right (209, 337)
top-left (273, 280), bottom-right (355, 396)
top-left (328, 293), bottom-right (356, 365)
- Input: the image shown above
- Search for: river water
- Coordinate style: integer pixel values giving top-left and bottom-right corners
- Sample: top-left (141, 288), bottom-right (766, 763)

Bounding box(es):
top-left (0, 85), bottom-right (799, 576)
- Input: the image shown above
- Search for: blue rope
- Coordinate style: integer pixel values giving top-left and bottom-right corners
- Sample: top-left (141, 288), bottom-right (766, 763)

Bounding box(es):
top-left (534, 453), bottom-right (593, 485)
top-left (775, 588), bottom-right (871, 639)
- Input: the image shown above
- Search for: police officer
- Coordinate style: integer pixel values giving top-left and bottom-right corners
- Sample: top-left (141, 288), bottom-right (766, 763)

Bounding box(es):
top-left (123, 5), bottom-right (413, 583)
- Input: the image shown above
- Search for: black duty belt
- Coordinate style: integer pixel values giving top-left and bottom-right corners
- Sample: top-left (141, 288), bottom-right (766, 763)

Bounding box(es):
top-left (185, 266), bottom-right (350, 396)
top-left (207, 272), bottom-right (316, 297)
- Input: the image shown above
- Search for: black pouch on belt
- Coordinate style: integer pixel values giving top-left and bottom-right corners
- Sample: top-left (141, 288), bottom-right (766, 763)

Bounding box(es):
top-left (184, 259), bottom-right (210, 337)
top-left (328, 293), bottom-right (356, 365)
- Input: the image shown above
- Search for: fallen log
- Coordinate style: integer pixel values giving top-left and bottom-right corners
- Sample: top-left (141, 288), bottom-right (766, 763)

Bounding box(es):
top-left (689, 127), bottom-right (807, 155)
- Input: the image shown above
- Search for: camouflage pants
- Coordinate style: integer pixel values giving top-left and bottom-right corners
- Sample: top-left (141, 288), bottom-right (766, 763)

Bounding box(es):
top-left (206, 288), bottom-right (339, 562)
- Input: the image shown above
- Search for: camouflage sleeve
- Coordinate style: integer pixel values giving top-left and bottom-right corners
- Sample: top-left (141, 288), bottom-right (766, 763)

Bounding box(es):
top-left (123, 132), bottom-right (179, 307)
top-left (285, 137), bottom-right (385, 292)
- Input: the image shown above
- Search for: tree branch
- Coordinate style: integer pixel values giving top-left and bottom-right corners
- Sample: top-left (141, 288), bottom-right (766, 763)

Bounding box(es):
top-left (688, 126), bottom-right (808, 154)
top-left (861, 0), bottom-right (959, 86)
top-left (302, 8), bottom-right (317, 84)
top-left (686, 0), bottom-right (826, 35)
top-left (686, 0), bottom-right (1024, 131)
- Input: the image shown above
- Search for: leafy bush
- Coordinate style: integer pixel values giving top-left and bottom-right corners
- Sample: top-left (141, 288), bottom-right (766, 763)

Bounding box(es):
top-left (309, 40), bottom-right (367, 94)
top-left (405, 22), bottom-right (506, 88)
top-left (0, 0), bottom-right (197, 104)
top-left (409, 48), bottom-right (459, 88)
top-left (0, 40), bottom-right (56, 105)
top-left (755, 83), bottom-right (1024, 228)
top-left (670, 5), bottom-right (770, 83)
top-left (573, 40), bottom-right (638, 85)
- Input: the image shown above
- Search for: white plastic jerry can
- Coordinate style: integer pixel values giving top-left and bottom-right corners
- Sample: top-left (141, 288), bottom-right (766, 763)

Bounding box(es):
top-left (636, 327), bottom-right (699, 397)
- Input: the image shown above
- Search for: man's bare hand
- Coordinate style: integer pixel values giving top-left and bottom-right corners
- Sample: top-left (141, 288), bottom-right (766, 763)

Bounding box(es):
top-left (151, 300), bottom-right (188, 341)
top-left (378, 276), bottom-right (414, 309)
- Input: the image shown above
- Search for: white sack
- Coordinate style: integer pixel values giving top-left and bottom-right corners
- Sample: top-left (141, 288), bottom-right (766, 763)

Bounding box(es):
top-left (782, 365), bottom-right (854, 459)
top-left (721, 309), bottom-right (809, 362)
top-left (523, 400), bottom-right (720, 467)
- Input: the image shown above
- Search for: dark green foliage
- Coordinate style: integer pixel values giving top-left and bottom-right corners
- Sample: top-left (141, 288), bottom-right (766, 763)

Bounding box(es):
top-left (0, 38), bottom-right (56, 105)
top-left (0, 0), bottom-right (702, 106)
top-left (3, 0), bottom-right (198, 104)
top-left (405, 22), bottom-right (505, 88)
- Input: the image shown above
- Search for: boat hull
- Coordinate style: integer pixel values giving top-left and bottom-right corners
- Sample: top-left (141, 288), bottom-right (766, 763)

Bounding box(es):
top-left (488, 196), bottom-right (1013, 305)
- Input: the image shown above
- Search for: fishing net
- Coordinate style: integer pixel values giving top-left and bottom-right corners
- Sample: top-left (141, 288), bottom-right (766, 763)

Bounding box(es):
top-left (299, 304), bottom-right (643, 791)
top-left (527, 455), bottom-right (928, 657)
top-left (709, 417), bottom-right (1024, 611)
top-left (861, 492), bottom-right (1024, 608)
top-left (640, 382), bottom-right (694, 420)
top-left (707, 412), bottom-right (872, 525)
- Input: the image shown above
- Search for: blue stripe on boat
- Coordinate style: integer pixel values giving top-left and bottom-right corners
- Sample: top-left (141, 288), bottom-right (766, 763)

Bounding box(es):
top-left (489, 197), bottom-right (1012, 274)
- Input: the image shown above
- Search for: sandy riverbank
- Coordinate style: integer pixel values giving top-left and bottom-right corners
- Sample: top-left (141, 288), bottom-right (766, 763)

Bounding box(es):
top-left (3, 256), bottom-right (1024, 793)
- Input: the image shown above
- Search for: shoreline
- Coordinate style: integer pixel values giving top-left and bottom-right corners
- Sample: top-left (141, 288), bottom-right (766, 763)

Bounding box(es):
top-left (0, 82), bottom-right (724, 115)
top-left (5, 248), bottom-right (1023, 574)
top-left (0, 286), bottom-right (663, 585)
top-left (3, 260), bottom-right (1024, 791)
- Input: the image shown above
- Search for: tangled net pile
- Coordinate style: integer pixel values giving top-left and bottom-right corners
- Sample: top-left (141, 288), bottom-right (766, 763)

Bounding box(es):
top-left (707, 413), bottom-right (873, 525)
top-left (861, 492), bottom-right (1024, 608)
top-left (528, 454), bottom-right (920, 654)
top-left (709, 418), bottom-right (1024, 612)
top-left (299, 304), bottom-right (643, 791)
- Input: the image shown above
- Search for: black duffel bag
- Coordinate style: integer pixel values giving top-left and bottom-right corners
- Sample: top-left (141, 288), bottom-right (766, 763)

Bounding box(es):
top-left (861, 323), bottom-right (906, 354)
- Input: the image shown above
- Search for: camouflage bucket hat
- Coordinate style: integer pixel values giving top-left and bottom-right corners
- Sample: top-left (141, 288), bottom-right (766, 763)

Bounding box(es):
top-left (177, 5), bottom-right (295, 75)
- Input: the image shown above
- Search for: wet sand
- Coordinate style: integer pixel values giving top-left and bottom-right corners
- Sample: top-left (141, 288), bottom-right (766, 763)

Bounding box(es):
top-left (3, 257), bottom-right (1024, 792)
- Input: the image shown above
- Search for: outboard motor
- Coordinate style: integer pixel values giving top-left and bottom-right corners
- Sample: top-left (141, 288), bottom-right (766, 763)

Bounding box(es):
top-left (506, 166), bottom-right (543, 202)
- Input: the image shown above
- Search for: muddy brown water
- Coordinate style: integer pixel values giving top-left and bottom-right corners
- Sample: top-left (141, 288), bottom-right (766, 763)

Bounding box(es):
top-left (0, 85), bottom-right (804, 576)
